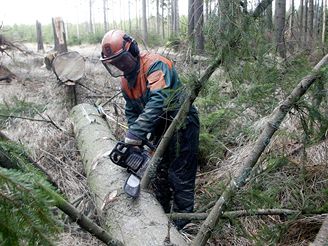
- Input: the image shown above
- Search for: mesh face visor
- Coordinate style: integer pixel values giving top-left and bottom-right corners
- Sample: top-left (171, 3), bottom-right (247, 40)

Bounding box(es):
top-left (101, 51), bottom-right (138, 77)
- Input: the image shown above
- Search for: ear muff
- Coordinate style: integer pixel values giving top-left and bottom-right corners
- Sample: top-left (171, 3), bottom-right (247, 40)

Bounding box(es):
top-left (129, 40), bottom-right (139, 57)
top-left (123, 34), bottom-right (139, 57)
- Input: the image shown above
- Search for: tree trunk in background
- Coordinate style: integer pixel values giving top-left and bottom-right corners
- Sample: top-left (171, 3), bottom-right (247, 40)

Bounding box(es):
top-left (194, 0), bottom-right (204, 53)
top-left (36, 21), bottom-right (44, 52)
top-left (305, 0), bottom-right (309, 44)
top-left (142, 0), bottom-right (148, 44)
top-left (156, 0), bottom-right (160, 34)
top-left (205, 0), bottom-right (209, 23)
top-left (171, 0), bottom-right (174, 36)
top-left (175, 0), bottom-right (180, 34)
top-left (89, 0), bottom-right (94, 34)
top-left (135, 0), bottom-right (139, 31)
top-left (300, 0), bottom-right (304, 44)
top-left (161, 0), bottom-right (165, 39)
top-left (274, 0), bottom-right (286, 58)
top-left (70, 103), bottom-right (188, 246)
top-left (188, 0), bottom-right (195, 40)
top-left (290, 0), bottom-right (295, 39)
top-left (52, 17), bottom-right (68, 54)
top-left (266, 3), bottom-right (273, 30)
top-left (128, 0), bottom-right (132, 33)
top-left (103, 0), bottom-right (108, 32)
top-left (322, 0), bottom-right (326, 43)
top-left (309, 0), bottom-right (314, 41)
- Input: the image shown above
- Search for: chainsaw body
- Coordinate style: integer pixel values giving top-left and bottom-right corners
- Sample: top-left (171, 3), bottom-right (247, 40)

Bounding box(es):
top-left (109, 141), bottom-right (152, 198)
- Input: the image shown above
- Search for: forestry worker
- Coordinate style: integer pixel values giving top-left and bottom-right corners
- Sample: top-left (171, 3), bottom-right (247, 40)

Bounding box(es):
top-left (100, 29), bottom-right (199, 230)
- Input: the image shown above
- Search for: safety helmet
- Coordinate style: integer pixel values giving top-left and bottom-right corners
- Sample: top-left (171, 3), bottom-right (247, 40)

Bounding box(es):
top-left (100, 29), bottom-right (139, 77)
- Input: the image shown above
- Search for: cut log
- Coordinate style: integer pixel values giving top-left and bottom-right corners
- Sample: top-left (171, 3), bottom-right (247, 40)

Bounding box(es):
top-left (52, 51), bottom-right (85, 83)
top-left (70, 103), bottom-right (187, 246)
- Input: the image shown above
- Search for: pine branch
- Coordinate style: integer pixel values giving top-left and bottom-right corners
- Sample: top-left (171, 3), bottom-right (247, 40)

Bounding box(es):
top-left (192, 54), bottom-right (328, 246)
top-left (38, 183), bottom-right (124, 246)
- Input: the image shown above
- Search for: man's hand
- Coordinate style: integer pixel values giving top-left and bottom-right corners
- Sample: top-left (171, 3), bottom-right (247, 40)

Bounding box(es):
top-left (125, 131), bottom-right (142, 145)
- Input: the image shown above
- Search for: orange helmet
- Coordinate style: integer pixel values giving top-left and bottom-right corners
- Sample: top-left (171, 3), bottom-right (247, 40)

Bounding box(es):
top-left (100, 30), bottom-right (139, 77)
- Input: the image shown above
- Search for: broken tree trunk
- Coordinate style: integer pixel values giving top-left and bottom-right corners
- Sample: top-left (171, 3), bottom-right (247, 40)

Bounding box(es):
top-left (70, 103), bottom-right (187, 246)
top-left (192, 54), bottom-right (328, 246)
top-left (52, 17), bottom-right (67, 54)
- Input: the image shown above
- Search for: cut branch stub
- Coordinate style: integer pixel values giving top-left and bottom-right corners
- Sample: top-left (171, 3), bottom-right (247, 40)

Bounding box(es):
top-left (52, 51), bottom-right (85, 84)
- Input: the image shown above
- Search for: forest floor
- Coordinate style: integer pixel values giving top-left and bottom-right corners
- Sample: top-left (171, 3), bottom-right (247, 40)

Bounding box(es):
top-left (1, 42), bottom-right (327, 245)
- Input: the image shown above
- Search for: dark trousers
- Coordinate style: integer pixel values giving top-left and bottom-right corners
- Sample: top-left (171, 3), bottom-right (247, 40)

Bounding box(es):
top-left (152, 118), bottom-right (199, 228)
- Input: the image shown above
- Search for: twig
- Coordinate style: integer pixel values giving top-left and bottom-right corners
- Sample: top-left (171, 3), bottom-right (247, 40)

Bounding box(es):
top-left (168, 209), bottom-right (300, 221)
top-left (0, 114), bottom-right (52, 123)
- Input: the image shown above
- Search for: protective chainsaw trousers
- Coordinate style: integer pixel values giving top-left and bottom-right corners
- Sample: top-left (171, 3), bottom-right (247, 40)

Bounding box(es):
top-left (152, 117), bottom-right (199, 229)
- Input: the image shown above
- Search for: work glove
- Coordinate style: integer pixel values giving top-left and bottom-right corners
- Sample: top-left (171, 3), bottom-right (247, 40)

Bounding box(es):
top-left (125, 131), bottom-right (142, 146)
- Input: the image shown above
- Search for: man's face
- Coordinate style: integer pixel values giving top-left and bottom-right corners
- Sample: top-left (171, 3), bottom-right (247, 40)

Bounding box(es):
top-left (101, 51), bottom-right (138, 77)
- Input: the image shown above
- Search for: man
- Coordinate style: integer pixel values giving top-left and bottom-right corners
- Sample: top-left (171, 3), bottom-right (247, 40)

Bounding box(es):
top-left (100, 29), bottom-right (199, 230)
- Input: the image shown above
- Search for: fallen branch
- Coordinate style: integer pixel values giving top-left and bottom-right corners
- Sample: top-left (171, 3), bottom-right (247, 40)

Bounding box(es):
top-left (169, 208), bottom-right (300, 220)
top-left (39, 183), bottom-right (124, 246)
top-left (0, 113), bottom-right (65, 132)
top-left (192, 54), bottom-right (328, 246)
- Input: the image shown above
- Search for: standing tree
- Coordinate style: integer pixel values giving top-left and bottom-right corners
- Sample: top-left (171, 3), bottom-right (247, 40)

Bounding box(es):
top-left (89, 0), bottom-right (94, 34)
top-left (309, 0), bottom-right (314, 41)
top-left (103, 0), bottom-right (108, 32)
top-left (142, 0), bottom-right (148, 43)
top-left (322, 0), bottom-right (326, 43)
top-left (274, 0), bottom-right (286, 58)
top-left (188, 0), bottom-right (195, 41)
top-left (36, 20), bottom-right (44, 52)
top-left (161, 0), bottom-right (165, 39)
top-left (156, 0), bottom-right (160, 34)
top-left (194, 0), bottom-right (204, 53)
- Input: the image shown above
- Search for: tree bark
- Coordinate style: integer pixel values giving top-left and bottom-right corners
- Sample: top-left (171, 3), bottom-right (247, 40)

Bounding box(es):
top-left (192, 53), bottom-right (328, 246)
top-left (69, 103), bottom-right (187, 246)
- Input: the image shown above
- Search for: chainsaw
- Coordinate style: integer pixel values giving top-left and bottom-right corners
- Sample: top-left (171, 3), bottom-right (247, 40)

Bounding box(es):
top-left (109, 141), bottom-right (154, 198)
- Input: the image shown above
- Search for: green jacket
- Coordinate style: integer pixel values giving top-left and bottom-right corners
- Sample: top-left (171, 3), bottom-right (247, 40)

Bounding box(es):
top-left (121, 51), bottom-right (198, 141)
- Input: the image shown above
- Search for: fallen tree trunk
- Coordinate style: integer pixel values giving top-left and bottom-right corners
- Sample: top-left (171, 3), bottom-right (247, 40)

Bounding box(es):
top-left (311, 215), bottom-right (328, 246)
top-left (70, 103), bottom-right (187, 246)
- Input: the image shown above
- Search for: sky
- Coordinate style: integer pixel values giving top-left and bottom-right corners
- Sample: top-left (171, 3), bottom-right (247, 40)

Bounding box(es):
top-left (0, 0), bottom-right (189, 26)
top-left (1, 0), bottom-right (300, 26)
